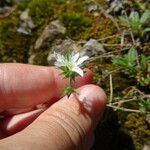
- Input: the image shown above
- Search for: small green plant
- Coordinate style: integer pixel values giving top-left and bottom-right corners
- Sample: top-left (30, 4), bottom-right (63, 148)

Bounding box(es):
top-left (139, 99), bottom-right (150, 111)
top-left (113, 47), bottom-right (150, 86)
top-left (119, 9), bottom-right (150, 37)
top-left (112, 47), bottom-right (137, 75)
top-left (54, 52), bottom-right (89, 97)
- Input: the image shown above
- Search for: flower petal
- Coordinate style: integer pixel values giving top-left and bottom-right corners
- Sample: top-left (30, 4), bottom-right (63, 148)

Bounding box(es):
top-left (54, 52), bottom-right (67, 67)
top-left (55, 61), bottom-right (65, 67)
top-left (73, 67), bottom-right (84, 77)
top-left (77, 56), bottom-right (89, 65)
top-left (72, 53), bottom-right (80, 63)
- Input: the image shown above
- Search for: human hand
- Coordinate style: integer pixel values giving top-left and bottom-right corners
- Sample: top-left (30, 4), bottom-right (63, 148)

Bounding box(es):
top-left (0, 63), bottom-right (106, 150)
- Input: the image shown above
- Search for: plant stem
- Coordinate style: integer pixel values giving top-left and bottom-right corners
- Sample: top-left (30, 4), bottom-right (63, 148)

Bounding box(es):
top-left (69, 77), bottom-right (73, 87)
top-left (109, 74), bottom-right (113, 104)
top-left (107, 104), bottom-right (141, 113)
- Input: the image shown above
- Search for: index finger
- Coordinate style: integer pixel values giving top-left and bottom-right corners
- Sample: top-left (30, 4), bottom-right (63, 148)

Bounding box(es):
top-left (0, 63), bottom-right (93, 110)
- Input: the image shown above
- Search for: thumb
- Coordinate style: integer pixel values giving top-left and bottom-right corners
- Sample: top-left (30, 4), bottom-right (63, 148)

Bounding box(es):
top-left (0, 85), bottom-right (106, 150)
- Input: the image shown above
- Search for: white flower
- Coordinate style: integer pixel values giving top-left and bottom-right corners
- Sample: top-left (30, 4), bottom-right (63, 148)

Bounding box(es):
top-left (54, 52), bottom-right (89, 77)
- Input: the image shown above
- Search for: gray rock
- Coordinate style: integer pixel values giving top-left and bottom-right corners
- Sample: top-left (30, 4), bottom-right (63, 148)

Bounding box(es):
top-left (87, 2), bottom-right (100, 17)
top-left (143, 144), bottom-right (150, 150)
top-left (0, 6), bottom-right (12, 14)
top-left (47, 39), bottom-right (81, 65)
top-left (88, 4), bottom-right (99, 12)
top-left (28, 54), bottom-right (36, 64)
top-left (17, 9), bottom-right (35, 35)
top-left (0, 0), bottom-right (13, 15)
top-left (34, 20), bottom-right (66, 50)
top-left (47, 38), bottom-right (105, 65)
top-left (81, 39), bottom-right (105, 57)
top-left (106, 0), bottom-right (129, 14)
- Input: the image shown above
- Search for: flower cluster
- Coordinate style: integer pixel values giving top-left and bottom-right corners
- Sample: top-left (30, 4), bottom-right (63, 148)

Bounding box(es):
top-left (54, 52), bottom-right (89, 97)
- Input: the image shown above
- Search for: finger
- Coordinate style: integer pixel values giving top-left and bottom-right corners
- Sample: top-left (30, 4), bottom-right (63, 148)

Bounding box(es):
top-left (0, 84), bottom-right (106, 150)
top-left (0, 63), bottom-right (93, 111)
top-left (0, 108), bottom-right (45, 137)
top-left (1, 107), bottom-right (35, 115)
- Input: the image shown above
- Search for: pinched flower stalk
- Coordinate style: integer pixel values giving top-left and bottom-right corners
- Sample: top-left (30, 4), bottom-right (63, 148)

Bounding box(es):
top-left (54, 52), bottom-right (89, 97)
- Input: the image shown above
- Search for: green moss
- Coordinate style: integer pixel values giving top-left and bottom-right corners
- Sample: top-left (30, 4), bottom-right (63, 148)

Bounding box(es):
top-left (59, 2), bottom-right (118, 42)
top-left (60, 12), bottom-right (92, 40)
top-left (88, 16), bottom-right (119, 42)
top-left (89, 59), bottom-right (134, 97)
top-left (28, 0), bottom-right (118, 44)
top-left (125, 113), bottom-right (150, 136)
top-left (29, 0), bottom-right (66, 26)
top-left (17, 0), bottom-right (31, 10)
top-left (96, 0), bottom-right (108, 6)
top-left (32, 51), bottom-right (49, 66)
top-left (124, 113), bottom-right (150, 150)
top-left (0, 1), bottom-right (32, 63)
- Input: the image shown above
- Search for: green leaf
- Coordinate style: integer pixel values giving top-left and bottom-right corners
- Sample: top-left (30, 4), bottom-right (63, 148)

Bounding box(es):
top-left (113, 48), bottom-right (138, 70)
top-left (112, 48), bottom-right (139, 75)
top-left (119, 16), bottom-right (130, 26)
top-left (140, 9), bottom-right (150, 24)
top-left (130, 11), bottom-right (140, 22)
top-left (127, 47), bottom-right (138, 64)
top-left (142, 27), bottom-right (150, 34)
top-left (112, 57), bottom-right (127, 67)
top-left (140, 54), bottom-right (149, 71)
top-left (144, 77), bottom-right (150, 85)
top-left (139, 99), bottom-right (150, 110)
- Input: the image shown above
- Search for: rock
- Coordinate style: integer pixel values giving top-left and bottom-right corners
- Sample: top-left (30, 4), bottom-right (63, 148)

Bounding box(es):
top-left (17, 9), bottom-right (35, 35)
top-left (106, 0), bottom-right (129, 14)
top-left (88, 4), bottom-right (99, 12)
top-left (47, 38), bottom-right (105, 65)
top-left (47, 39), bottom-right (81, 65)
top-left (0, 0), bottom-right (23, 16)
top-left (87, 2), bottom-right (100, 17)
top-left (28, 53), bottom-right (36, 64)
top-left (34, 20), bottom-right (66, 50)
top-left (143, 143), bottom-right (150, 150)
top-left (0, 6), bottom-right (12, 14)
top-left (81, 39), bottom-right (105, 57)
top-left (0, 0), bottom-right (14, 16)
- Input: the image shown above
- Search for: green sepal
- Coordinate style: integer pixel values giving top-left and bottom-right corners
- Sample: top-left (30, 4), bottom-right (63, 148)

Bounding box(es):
top-left (63, 86), bottom-right (75, 97)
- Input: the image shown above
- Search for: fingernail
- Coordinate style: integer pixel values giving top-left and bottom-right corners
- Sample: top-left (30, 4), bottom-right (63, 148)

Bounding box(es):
top-left (77, 85), bottom-right (106, 119)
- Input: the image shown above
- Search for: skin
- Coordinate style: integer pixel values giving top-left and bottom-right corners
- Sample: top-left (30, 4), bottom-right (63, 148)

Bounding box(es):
top-left (0, 63), bottom-right (106, 150)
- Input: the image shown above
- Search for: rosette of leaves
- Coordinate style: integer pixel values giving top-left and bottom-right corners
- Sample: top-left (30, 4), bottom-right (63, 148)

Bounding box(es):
top-left (119, 9), bottom-right (150, 37)
top-left (113, 47), bottom-right (150, 86)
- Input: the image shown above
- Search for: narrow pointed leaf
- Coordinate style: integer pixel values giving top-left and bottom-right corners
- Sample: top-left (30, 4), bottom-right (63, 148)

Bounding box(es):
top-left (119, 16), bottom-right (130, 25)
top-left (128, 47), bottom-right (138, 63)
top-left (140, 9), bottom-right (150, 24)
top-left (143, 27), bottom-right (150, 34)
top-left (130, 11), bottom-right (140, 22)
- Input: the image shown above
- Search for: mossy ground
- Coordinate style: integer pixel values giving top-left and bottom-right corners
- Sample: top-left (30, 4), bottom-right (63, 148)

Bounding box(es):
top-left (0, 0), bottom-right (150, 149)
top-left (0, 13), bottom-right (29, 62)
